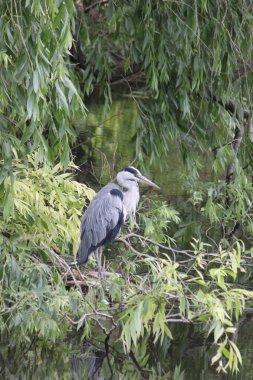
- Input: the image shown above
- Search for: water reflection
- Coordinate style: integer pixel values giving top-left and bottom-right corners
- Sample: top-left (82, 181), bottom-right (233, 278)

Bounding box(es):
top-left (74, 99), bottom-right (138, 185)
top-left (1, 318), bottom-right (253, 379)
top-left (74, 97), bottom-right (186, 200)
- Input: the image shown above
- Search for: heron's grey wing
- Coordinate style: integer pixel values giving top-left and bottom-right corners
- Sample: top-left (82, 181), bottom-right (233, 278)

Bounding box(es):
top-left (77, 186), bottom-right (125, 265)
top-left (92, 183), bottom-right (119, 198)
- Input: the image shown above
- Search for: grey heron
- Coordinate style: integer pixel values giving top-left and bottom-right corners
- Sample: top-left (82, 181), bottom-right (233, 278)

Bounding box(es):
top-left (77, 166), bottom-right (160, 278)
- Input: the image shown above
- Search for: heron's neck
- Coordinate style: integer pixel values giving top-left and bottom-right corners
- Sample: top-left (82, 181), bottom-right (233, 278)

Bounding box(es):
top-left (122, 184), bottom-right (140, 217)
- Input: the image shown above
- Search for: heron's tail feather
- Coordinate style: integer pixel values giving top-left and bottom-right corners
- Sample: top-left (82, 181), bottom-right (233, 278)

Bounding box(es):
top-left (77, 242), bottom-right (90, 265)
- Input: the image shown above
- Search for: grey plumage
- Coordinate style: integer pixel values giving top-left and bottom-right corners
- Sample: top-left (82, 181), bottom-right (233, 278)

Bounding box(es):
top-left (77, 183), bottom-right (125, 265)
top-left (77, 166), bottom-right (159, 278)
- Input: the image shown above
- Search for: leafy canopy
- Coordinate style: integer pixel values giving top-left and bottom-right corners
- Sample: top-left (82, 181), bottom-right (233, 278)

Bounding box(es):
top-left (0, 0), bottom-right (85, 177)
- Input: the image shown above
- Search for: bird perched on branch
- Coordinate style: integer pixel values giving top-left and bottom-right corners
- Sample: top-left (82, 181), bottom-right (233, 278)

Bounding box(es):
top-left (77, 166), bottom-right (160, 278)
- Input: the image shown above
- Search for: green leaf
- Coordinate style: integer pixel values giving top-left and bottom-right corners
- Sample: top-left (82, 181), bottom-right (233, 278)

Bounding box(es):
top-left (33, 70), bottom-right (39, 93)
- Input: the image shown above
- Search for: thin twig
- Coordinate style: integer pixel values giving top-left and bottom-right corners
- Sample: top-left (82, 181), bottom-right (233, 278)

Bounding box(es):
top-left (129, 350), bottom-right (149, 380)
top-left (40, 243), bottom-right (86, 299)
top-left (121, 233), bottom-right (195, 258)
top-left (105, 333), bottom-right (113, 380)
top-left (84, 0), bottom-right (108, 12)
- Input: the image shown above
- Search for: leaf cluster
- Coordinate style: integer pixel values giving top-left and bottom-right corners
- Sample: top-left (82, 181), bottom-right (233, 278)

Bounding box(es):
top-left (0, 157), bottom-right (94, 347)
top-left (0, 0), bottom-right (86, 179)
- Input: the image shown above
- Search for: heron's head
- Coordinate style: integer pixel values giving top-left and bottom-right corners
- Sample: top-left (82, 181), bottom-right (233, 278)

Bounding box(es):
top-left (116, 166), bottom-right (160, 189)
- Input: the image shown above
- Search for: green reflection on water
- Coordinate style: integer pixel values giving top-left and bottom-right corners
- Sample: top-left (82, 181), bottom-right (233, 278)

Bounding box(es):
top-left (2, 318), bottom-right (253, 379)
top-left (75, 98), bottom-right (186, 199)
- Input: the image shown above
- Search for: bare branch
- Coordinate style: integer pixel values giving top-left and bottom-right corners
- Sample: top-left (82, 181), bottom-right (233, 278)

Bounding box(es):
top-left (206, 85), bottom-right (250, 119)
top-left (233, 59), bottom-right (253, 81)
top-left (40, 243), bottom-right (86, 299)
top-left (226, 126), bottom-right (245, 186)
top-left (121, 233), bottom-right (195, 259)
top-left (84, 0), bottom-right (108, 13)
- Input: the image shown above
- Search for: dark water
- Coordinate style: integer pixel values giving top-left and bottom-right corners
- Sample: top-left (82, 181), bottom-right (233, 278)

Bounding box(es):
top-left (2, 317), bottom-right (253, 379)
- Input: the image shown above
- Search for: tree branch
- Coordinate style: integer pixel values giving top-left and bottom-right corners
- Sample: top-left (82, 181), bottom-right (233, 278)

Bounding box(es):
top-left (222, 122), bottom-right (245, 239)
top-left (226, 126), bottom-right (245, 187)
top-left (121, 233), bottom-right (195, 259)
top-left (40, 243), bottom-right (86, 299)
top-left (233, 59), bottom-right (253, 81)
top-left (129, 350), bottom-right (149, 380)
top-left (207, 86), bottom-right (250, 119)
top-left (84, 0), bottom-right (108, 13)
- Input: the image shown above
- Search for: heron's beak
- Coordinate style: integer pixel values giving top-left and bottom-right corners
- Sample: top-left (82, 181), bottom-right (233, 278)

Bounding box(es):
top-left (137, 174), bottom-right (160, 189)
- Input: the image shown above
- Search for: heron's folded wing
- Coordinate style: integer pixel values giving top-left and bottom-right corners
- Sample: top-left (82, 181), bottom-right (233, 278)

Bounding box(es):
top-left (77, 187), bottom-right (124, 264)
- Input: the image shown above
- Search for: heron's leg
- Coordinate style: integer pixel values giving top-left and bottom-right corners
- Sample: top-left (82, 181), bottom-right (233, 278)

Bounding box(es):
top-left (96, 246), bottom-right (103, 279)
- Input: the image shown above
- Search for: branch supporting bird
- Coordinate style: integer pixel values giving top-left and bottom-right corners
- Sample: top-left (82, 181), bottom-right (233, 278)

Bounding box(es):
top-left (77, 166), bottom-right (160, 278)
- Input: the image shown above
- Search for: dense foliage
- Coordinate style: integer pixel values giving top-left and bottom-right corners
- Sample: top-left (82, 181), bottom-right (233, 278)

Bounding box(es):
top-left (0, 0), bottom-right (253, 378)
top-left (0, 0), bottom-right (85, 172)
